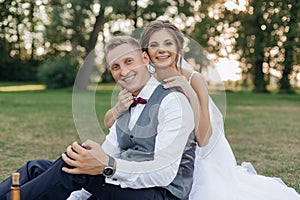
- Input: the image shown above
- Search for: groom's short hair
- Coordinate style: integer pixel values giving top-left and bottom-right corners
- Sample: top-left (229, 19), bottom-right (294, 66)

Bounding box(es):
top-left (105, 36), bottom-right (142, 55)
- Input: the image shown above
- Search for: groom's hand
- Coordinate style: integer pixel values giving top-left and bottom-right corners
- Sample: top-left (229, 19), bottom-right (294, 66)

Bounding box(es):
top-left (61, 140), bottom-right (109, 175)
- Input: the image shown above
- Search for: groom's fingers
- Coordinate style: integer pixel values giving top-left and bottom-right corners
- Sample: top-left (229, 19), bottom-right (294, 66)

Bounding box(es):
top-left (66, 145), bottom-right (80, 160)
top-left (61, 165), bottom-right (81, 174)
top-left (61, 152), bottom-right (77, 168)
top-left (71, 141), bottom-right (89, 153)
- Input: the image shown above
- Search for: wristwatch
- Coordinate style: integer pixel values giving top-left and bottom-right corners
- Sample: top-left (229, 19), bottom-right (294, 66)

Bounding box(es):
top-left (102, 155), bottom-right (115, 178)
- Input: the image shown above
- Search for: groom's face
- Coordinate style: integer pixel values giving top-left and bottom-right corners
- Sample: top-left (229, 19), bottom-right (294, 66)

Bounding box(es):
top-left (106, 43), bottom-right (151, 96)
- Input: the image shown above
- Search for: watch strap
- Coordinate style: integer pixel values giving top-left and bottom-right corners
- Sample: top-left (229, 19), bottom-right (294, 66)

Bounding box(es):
top-left (108, 155), bottom-right (114, 168)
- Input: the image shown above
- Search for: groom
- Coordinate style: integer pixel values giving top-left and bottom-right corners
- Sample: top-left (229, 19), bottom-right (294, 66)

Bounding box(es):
top-left (0, 36), bottom-right (196, 200)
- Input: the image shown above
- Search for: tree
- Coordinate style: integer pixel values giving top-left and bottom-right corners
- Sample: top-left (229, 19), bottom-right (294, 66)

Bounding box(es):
top-left (233, 0), bottom-right (271, 92)
top-left (71, 0), bottom-right (199, 89)
top-left (230, 0), bottom-right (300, 92)
top-left (278, 1), bottom-right (300, 93)
top-left (0, 0), bottom-right (44, 81)
top-left (251, 0), bottom-right (268, 93)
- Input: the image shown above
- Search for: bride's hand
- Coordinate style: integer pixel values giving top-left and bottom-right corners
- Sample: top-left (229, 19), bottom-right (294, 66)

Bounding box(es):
top-left (115, 89), bottom-right (134, 114)
top-left (104, 89), bottom-right (133, 128)
top-left (163, 76), bottom-right (192, 94)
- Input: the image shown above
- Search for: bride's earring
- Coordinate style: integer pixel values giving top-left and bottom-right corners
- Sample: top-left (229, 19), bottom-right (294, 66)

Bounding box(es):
top-left (147, 62), bottom-right (155, 74)
top-left (177, 55), bottom-right (182, 67)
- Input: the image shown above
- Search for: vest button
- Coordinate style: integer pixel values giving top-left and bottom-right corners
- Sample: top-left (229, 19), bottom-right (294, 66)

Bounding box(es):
top-left (130, 135), bottom-right (134, 138)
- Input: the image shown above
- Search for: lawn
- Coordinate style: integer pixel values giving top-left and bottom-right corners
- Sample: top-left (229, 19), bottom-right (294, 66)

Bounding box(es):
top-left (0, 84), bottom-right (299, 193)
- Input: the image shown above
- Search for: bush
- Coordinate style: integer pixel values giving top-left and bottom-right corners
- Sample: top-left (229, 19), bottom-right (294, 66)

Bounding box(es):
top-left (37, 55), bottom-right (78, 89)
top-left (0, 59), bottom-right (40, 81)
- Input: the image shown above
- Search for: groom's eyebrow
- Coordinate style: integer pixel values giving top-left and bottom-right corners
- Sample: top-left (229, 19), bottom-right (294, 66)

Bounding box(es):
top-left (108, 54), bottom-right (137, 70)
top-left (108, 48), bottom-right (141, 62)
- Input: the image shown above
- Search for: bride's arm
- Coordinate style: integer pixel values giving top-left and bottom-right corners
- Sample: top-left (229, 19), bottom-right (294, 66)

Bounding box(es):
top-left (163, 73), bottom-right (211, 147)
top-left (162, 75), bottom-right (200, 139)
top-left (104, 89), bottom-right (133, 128)
top-left (104, 107), bottom-right (118, 129)
top-left (190, 73), bottom-right (211, 146)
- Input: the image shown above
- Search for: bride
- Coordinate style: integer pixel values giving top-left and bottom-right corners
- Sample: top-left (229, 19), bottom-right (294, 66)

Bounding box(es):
top-left (68, 20), bottom-right (300, 200)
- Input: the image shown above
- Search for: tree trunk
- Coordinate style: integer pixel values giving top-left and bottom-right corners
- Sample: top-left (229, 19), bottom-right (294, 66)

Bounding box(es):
top-left (252, 2), bottom-right (268, 93)
top-left (253, 59), bottom-right (268, 93)
top-left (74, 0), bottom-right (110, 90)
top-left (29, 2), bottom-right (35, 62)
top-left (279, 2), bottom-right (297, 94)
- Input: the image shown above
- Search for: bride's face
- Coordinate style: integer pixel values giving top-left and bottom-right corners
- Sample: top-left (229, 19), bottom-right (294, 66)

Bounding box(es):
top-left (147, 29), bottom-right (178, 69)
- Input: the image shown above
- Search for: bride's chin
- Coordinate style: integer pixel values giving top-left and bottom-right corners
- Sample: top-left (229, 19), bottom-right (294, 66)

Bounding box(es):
top-left (154, 63), bottom-right (171, 69)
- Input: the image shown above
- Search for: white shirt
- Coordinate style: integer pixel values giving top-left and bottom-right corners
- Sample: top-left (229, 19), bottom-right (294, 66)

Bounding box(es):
top-left (102, 76), bottom-right (195, 189)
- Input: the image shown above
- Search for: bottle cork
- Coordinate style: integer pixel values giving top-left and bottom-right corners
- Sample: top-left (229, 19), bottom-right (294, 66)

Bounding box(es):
top-left (12, 173), bottom-right (20, 186)
top-left (10, 172), bottom-right (20, 200)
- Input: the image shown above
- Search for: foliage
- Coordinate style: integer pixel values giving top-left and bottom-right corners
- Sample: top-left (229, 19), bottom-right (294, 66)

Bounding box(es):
top-left (278, 0), bottom-right (300, 93)
top-left (0, 59), bottom-right (40, 81)
top-left (232, 0), bottom-right (300, 93)
top-left (37, 55), bottom-right (78, 88)
top-left (0, 0), bottom-right (299, 91)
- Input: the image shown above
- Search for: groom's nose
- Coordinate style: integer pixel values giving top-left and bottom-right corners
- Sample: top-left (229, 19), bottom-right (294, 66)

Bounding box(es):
top-left (120, 65), bottom-right (130, 76)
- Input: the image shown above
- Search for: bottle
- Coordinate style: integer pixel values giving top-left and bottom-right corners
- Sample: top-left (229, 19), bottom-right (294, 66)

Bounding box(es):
top-left (10, 172), bottom-right (20, 200)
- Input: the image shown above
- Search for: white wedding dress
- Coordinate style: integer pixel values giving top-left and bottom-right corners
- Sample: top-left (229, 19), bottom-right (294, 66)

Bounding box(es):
top-left (67, 96), bottom-right (300, 200)
top-left (188, 97), bottom-right (300, 200)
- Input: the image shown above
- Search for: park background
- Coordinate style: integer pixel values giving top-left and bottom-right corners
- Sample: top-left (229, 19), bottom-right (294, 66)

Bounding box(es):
top-left (0, 0), bottom-right (299, 193)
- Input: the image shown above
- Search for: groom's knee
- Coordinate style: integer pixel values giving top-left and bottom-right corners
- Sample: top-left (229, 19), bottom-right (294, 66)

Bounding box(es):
top-left (25, 159), bottom-right (53, 179)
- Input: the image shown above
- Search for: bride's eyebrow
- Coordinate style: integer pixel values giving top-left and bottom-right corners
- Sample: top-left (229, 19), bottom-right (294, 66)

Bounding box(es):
top-left (165, 39), bottom-right (174, 43)
top-left (149, 41), bottom-right (158, 44)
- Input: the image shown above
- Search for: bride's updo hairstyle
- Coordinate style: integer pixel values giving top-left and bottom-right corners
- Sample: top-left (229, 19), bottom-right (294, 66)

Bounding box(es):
top-left (140, 20), bottom-right (185, 69)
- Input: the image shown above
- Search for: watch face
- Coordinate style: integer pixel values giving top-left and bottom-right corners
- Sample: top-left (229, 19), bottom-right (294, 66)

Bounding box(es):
top-left (103, 167), bottom-right (114, 177)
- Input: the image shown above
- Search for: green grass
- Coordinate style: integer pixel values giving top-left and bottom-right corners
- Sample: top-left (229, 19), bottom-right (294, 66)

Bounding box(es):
top-left (0, 86), bottom-right (299, 193)
top-left (224, 92), bottom-right (300, 191)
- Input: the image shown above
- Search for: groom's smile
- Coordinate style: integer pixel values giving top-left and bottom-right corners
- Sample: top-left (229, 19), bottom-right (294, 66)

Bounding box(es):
top-left (106, 43), bottom-right (150, 95)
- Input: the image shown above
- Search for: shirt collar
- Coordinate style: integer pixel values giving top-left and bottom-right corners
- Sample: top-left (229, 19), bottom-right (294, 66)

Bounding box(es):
top-left (136, 76), bottom-right (160, 100)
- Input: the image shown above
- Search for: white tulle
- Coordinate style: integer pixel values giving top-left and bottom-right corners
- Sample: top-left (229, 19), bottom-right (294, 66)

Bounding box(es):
top-left (188, 97), bottom-right (300, 200)
top-left (67, 188), bottom-right (91, 200)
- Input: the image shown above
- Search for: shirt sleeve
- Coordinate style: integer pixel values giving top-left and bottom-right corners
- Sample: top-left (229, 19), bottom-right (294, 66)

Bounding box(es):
top-left (104, 91), bottom-right (195, 188)
top-left (102, 123), bottom-right (121, 158)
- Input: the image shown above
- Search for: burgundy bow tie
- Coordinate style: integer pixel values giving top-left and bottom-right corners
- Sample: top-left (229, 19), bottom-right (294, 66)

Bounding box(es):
top-left (130, 97), bottom-right (147, 107)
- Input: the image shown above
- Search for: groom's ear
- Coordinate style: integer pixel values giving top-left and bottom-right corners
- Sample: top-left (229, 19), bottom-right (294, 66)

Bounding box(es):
top-left (142, 51), bottom-right (150, 64)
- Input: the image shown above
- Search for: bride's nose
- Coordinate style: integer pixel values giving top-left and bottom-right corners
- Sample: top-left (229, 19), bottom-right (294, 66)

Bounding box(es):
top-left (158, 47), bottom-right (166, 53)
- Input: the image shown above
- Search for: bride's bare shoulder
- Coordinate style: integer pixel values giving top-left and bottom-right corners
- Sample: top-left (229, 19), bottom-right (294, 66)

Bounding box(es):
top-left (189, 71), bottom-right (207, 86)
top-left (181, 68), bottom-right (205, 79)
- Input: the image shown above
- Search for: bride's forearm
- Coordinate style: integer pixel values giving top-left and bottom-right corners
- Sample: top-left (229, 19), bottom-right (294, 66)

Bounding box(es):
top-left (104, 104), bottom-right (124, 128)
top-left (195, 90), bottom-right (212, 147)
top-left (187, 73), bottom-right (212, 147)
top-left (183, 87), bottom-right (201, 138)
top-left (196, 106), bottom-right (212, 147)
top-left (104, 108), bottom-right (115, 128)
top-left (189, 92), bottom-right (211, 147)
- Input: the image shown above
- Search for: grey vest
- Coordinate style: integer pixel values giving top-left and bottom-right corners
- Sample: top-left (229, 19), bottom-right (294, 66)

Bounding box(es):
top-left (116, 85), bottom-right (196, 199)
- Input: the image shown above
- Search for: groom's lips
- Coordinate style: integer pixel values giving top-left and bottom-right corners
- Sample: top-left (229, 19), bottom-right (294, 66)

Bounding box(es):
top-left (121, 74), bottom-right (136, 82)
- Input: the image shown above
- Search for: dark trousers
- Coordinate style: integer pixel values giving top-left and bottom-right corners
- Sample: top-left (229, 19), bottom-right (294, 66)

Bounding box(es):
top-left (0, 158), bottom-right (178, 200)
